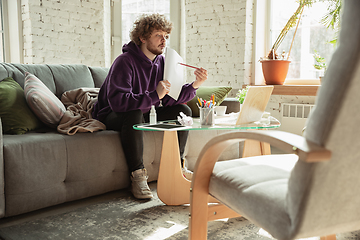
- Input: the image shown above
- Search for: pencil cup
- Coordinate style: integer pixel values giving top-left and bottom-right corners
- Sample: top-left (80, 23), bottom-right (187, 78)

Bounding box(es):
top-left (199, 108), bottom-right (214, 127)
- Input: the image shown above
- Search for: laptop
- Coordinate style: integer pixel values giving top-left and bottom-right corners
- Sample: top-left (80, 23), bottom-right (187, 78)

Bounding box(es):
top-left (215, 86), bottom-right (274, 125)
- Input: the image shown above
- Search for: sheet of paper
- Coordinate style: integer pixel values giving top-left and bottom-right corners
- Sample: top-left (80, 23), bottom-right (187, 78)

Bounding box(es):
top-left (163, 47), bottom-right (184, 100)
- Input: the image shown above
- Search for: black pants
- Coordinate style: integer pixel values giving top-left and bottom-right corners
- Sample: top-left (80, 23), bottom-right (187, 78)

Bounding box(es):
top-left (103, 104), bottom-right (192, 172)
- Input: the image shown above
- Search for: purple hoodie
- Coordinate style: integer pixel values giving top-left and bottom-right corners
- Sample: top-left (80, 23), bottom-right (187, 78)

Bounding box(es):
top-left (92, 42), bottom-right (196, 122)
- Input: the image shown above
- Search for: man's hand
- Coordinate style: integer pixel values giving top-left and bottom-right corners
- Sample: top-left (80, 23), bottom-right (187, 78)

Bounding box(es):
top-left (192, 68), bottom-right (208, 89)
top-left (156, 80), bottom-right (171, 99)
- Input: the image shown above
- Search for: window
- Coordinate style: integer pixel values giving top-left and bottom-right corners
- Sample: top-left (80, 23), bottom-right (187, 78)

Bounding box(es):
top-left (269, 0), bottom-right (338, 79)
top-left (0, 0), bottom-right (23, 63)
top-left (121, 0), bottom-right (170, 46)
top-left (111, 0), bottom-right (175, 63)
top-left (0, 0), bottom-right (4, 62)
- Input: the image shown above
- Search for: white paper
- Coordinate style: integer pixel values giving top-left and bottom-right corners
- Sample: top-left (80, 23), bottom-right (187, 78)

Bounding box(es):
top-left (163, 47), bottom-right (185, 100)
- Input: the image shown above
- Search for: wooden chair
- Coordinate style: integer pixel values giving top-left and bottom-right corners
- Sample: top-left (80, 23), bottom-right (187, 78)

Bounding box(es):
top-left (189, 0), bottom-right (360, 239)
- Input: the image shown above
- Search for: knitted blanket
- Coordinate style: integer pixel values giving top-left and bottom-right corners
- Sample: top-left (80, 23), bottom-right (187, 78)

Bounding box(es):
top-left (57, 87), bottom-right (106, 135)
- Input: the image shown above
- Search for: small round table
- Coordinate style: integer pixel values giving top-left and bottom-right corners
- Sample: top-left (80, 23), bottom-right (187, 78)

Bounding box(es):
top-left (134, 117), bottom-right (280, 206)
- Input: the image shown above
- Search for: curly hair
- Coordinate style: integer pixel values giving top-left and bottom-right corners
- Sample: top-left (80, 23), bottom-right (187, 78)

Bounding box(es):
top-left (130, 13), bottom-right (173, 46)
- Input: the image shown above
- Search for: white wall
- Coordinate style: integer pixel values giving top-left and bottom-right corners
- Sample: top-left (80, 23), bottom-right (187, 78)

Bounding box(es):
top-left (266, 95), bottom-right (316, 121)
top-left (18, 0), bottom-right (316, 131)
top-left (20, 0), bottom-right (254, 81)
top-left (181, 0), bottom-right (317, 126)
top-left (22, 0), bottom-right (107, 66)
top-left (184, 0), bottom-right (254, 89)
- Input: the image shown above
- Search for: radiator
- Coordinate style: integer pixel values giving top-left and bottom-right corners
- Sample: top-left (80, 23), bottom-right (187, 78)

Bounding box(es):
top-left (280, 103), bottom-right (315, 136)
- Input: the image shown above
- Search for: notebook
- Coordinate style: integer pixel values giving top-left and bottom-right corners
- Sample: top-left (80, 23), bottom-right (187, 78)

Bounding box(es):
top-left (215, 86), bottom-right (274, 125)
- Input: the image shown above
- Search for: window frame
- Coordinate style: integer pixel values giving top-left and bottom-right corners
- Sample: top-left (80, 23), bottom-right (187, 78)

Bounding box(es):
top-left (1, 0), bottom-right (23, 63)
top-left (252, 0), bottom-right (322, 87)
top-left (110, 0), bottom-right (181, 64)
top-left (252, 0), bottom-right (271, 86)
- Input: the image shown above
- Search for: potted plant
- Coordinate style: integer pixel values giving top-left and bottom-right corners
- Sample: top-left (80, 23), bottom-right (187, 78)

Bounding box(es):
top-left (261, 0), bottom-right (342, 85)
top-left (313, 0), bottom-right (342, 84)
top-left (313, 50), bottom-right (327, 83)
top-left (321, 0), bottom-right (342, 44)
top-left (235, 86), bottom-right (249, 111)
top-left (260, 0), bottom-right (314, 85)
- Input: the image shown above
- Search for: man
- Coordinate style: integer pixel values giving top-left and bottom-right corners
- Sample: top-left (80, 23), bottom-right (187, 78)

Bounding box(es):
top-left (92, 13), bottom-right (208, 199)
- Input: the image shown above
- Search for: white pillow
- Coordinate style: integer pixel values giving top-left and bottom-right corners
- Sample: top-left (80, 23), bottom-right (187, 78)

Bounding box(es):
top-left (24, 72), bottom-right (66, 127)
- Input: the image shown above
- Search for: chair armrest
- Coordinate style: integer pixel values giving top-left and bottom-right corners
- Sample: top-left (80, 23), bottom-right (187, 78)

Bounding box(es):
top-left (198, 130), bottom-right (331, 165)
top-left (191, 130), bottom-right (331, 202)
top-left (238, 130), bottom-right (331, 162)
top-left (189, 130), bottom-right (331, 232)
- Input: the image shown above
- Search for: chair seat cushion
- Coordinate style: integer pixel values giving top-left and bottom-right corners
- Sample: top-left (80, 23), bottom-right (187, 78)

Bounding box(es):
top-left (209, 154), bottom-right (298, 239)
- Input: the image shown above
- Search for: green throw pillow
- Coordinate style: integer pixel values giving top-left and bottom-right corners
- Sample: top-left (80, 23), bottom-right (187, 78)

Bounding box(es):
top-left (187, 86), bottom-right (232, 117)
top-left (0, 77), bottom-right (42, 134)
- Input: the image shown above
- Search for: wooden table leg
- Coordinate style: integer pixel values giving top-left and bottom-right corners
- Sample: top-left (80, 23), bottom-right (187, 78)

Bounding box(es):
top-left (242, 139), bottom-right (271, 157)
top-left (157, 131), bottom-right (270, 205)
top-left (242, 129), bottom-right (271, 157)
top-left (157, 131), bottom-right (191, 205)
top-left (260, 141), bottom-right (271, 155)
top-left (156, 131), bottom-right (219, 205)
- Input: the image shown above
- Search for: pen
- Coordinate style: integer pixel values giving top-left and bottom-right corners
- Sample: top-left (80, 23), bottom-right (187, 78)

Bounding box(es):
top-left (178, 62), bottom-right (200, 70)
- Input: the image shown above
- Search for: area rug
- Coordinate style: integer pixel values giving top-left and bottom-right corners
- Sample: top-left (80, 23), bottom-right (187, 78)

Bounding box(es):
top-left (0, 184), bottom-right (359, 240)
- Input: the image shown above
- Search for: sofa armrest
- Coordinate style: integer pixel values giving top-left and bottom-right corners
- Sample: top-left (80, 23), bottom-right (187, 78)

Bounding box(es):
top-left (220, 98), bottom-right (240, 114)
top-left (0, 118), bottom-right (5, 217)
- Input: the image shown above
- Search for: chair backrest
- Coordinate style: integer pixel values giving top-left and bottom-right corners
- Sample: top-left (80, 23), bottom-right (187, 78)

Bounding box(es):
top-left (287, 0), bottom-right (360, 238)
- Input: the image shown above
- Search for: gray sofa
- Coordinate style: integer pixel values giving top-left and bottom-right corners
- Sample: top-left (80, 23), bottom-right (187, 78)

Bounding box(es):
top-left (0, 63), bottom-right (241, 218)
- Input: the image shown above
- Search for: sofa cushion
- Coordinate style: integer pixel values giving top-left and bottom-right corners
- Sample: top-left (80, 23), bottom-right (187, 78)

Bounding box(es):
top-left (220, 98), bottom-right (241, 114)
top-left (8, 63), bottom-right (56, 91)
top-left (88, 66), bottom-right (109, 87)
top-left (47, 64), bottom-right (95, 97)
top-left (0, 64), bottom-right (9, 83)
top-left (187, 86), bottom-right (232, 117)
top-left (0, 77), bottom-right (42, 134)
top-left (2, 132), bottom-right (68, 216)
top-left (24, 72), bottom-right (66, 128)
top-left (61, 131), bottom-right (130, 202)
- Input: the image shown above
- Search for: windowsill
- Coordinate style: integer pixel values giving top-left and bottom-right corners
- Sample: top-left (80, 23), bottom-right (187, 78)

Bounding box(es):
top-left (248, 78), bottom-right (321, 96)
top-left (271, 85), bottom-right (319, 96)
top-left (245, 85), bottom-right (320, 96)
top-left (270, 78), bottom-right (320, 96)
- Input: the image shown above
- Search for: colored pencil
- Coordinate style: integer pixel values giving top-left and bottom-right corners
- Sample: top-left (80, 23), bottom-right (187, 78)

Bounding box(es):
top-left (178, 62), bottom-right (199, 70)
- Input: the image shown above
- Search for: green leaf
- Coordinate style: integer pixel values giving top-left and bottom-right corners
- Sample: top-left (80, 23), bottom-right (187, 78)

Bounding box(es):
top-left (235, 86), bottom-right (250, 104)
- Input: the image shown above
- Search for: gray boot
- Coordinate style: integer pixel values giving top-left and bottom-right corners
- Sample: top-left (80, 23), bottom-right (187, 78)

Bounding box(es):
top-left (131, 168), bottom-right (153, 199)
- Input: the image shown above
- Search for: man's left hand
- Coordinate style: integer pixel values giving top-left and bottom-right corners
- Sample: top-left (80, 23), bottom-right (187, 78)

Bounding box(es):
top-left (192, 68), bottom-right (208, 89)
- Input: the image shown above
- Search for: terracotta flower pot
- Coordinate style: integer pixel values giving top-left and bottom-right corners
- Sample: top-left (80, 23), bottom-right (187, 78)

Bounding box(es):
top-left (261, 59), bottom-right (291, 85)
